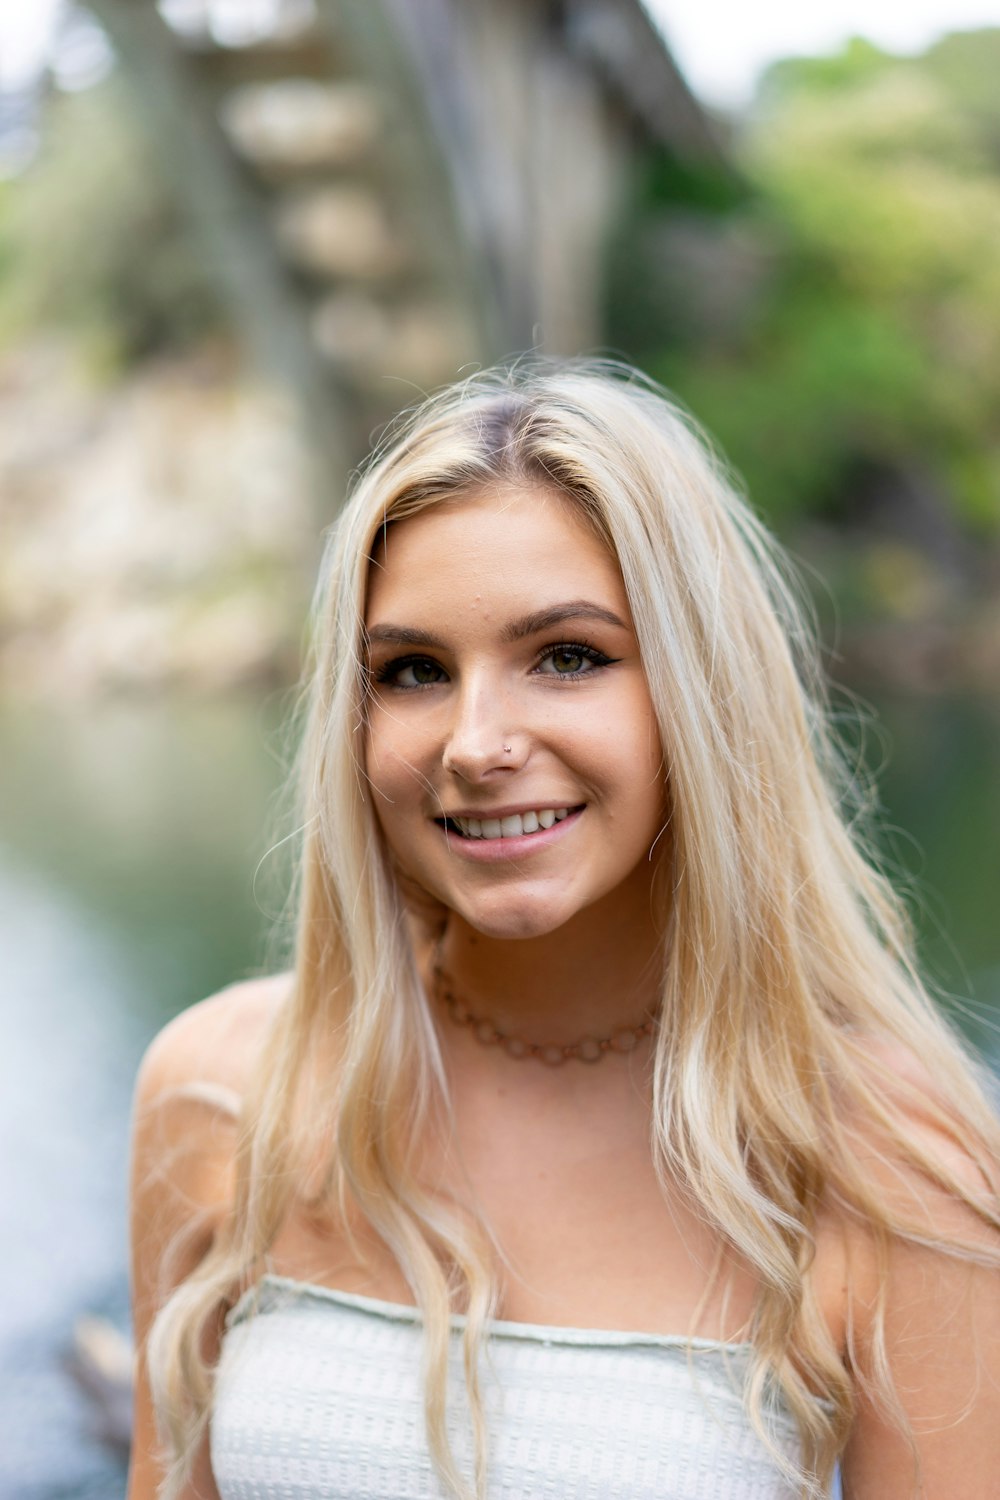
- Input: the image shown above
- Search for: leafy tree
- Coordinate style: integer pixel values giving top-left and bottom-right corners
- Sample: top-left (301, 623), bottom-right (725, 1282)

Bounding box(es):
top-left (0, 76), bottom-right (224, 367)
top-left (611, 32), bottom-right (1000, 540)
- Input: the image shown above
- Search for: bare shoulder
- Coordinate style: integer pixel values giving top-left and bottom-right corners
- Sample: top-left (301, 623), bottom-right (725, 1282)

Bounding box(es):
top-left (813, 1035), bottom-right (1000, 1496)
top-left (815, 1032), bottom-right (999, 1348)
top-left (134, 970), bottom-right (292, 1115)
top-left (836, 1038), bottom-right (1000, 1498)
top-left (845, 1032), bottom-right (999, 1216)
top-left (129, 973), bottom-right (293, 1314)
top-left (126, 977), bottom-right (293, 1500)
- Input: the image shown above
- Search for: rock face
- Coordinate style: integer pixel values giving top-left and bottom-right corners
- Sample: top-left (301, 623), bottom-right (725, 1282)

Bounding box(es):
top-left (0, 340), bottom-right (315, 698)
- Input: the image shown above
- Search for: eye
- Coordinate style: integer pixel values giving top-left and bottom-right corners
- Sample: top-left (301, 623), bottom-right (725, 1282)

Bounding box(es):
top-left (374, 655), bottom-right (446, 689)
top-left (535, 642), bottom-right (615, 676)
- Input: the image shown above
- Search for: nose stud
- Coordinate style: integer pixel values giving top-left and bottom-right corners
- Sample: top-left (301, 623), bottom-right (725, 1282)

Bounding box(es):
top-left (503, 744), bottom-right (512, 754)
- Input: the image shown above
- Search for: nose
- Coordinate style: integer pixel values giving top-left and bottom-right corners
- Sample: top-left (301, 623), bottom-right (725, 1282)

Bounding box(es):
top-left (441, 675), bottom-right (524, 781)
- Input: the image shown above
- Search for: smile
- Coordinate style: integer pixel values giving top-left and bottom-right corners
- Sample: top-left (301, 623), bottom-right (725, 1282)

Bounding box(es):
top-left (437, 806), bottom-right (584, 840)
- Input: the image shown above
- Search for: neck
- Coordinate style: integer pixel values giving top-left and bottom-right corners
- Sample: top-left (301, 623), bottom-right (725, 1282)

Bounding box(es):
top-left (435, 878), bottom-right (667, 1045)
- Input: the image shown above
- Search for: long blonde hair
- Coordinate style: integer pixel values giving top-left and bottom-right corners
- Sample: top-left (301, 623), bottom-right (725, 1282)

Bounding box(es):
top-left (147, 359), bottom-right (1000, 1498)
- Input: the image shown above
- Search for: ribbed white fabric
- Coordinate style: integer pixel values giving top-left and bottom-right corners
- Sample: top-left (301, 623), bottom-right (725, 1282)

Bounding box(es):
top-left (211, 1274), bottom-right (816, 1500)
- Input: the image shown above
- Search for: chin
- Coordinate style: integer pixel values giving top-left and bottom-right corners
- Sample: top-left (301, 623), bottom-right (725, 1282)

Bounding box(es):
top-left (452, 895), bottom-right (573, 942)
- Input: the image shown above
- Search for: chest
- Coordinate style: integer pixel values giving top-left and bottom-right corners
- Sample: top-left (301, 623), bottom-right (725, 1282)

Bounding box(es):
top-left (271, 1067), bottom-right (763, 1341)
top-left (460, 1071), bottom-right (756, 1332)
top-left (212, 1285), bottom-right (809, 1500)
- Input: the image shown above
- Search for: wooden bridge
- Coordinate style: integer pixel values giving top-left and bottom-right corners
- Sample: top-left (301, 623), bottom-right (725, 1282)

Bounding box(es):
top-left (84, 0), bottom-right (725, 481)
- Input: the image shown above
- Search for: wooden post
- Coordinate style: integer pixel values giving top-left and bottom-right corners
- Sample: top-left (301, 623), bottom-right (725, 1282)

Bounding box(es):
top-left (84, 0), bottom-right (354, 501)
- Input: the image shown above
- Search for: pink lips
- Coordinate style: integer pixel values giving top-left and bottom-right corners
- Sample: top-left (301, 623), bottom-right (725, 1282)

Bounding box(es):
top-left (438, 806), bottom-right (584, 861)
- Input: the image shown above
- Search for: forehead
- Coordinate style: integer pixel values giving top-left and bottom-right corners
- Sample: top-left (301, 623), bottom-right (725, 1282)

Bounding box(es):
top-left (365, 485), bottom-right (625, 621)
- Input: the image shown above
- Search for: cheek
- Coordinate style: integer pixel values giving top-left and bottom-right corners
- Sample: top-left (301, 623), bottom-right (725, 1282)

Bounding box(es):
top-left (364, 746), bottom-right (421, 878)
top-left (364, 735), bottom-right (449, 919)
top-left (613, 686), bottom-right (665, 781)
top-left (363, 718), bottom-right (401, 834)
top-left (624, 697), bottom-right (668, 830)
top-left (364, 713), bottom-right (432, 832)
top-left (364, 707), bottom-right (413, 786)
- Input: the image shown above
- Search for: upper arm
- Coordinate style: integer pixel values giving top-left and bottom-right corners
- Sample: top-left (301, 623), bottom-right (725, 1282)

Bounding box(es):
top-left (841, 1226), bottom-right (1000, 1497)
top-left (840, 1089), bottom-right (1000, 1499)
top-left (126, 977), bottom-right (288, 1500)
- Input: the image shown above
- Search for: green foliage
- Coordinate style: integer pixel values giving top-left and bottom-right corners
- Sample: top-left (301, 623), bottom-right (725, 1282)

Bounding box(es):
top-left (758, 35), bottom-right (893, 99)
top-left (922, 29), bottom-right (1000, 141)
top-left (0, 77), bottom-right (224, 367)
top-left (613, 30), bottom-right (1000, 539)
top-left (634, 146), bottom-right (750, 215)
top-left (657, 289), bottom-right (935, 519)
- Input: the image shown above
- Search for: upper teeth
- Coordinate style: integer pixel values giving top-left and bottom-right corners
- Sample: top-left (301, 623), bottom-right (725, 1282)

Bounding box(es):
top-left (450, 808), bottom-right (572, 839)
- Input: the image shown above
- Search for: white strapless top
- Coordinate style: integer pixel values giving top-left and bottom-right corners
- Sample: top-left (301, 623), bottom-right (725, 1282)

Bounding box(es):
top-left (211, 1274), bottom-right (827, 1499)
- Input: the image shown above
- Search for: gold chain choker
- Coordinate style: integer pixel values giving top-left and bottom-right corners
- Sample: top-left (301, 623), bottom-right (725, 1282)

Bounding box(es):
top-left (432, 962), bottom-right (656, 1066)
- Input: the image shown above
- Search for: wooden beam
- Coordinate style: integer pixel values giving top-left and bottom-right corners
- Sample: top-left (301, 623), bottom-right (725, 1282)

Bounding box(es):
top-left (83, 0), bottom-right (355, 496)
top-left (566, 0), bottom-right (729, 163)
top-left (181, 28), bottom-right (342, 90)
top-left (313, 0), bottom-right (502, 361)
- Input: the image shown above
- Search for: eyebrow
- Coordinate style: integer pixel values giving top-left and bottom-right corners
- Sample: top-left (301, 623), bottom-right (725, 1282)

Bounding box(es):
top-left (365, 601), bottom-right (630, 652)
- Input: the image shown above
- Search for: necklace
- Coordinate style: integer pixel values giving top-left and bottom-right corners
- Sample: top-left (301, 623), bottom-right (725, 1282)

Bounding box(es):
top-left (432, 961), bottom-right (657, 1066)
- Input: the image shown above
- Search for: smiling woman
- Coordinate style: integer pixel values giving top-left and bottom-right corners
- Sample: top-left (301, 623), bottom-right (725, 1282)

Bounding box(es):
top-left (364, 486), bottom-right (665, 946)
top-left (126, 360), bottom-right (1000, 1500)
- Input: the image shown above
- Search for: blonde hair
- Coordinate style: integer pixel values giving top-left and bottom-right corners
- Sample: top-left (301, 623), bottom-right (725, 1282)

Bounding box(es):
top-left (146, 359), bottom-right (1000, 1497)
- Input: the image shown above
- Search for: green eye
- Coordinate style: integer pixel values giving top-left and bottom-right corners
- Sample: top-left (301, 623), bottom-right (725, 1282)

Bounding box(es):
top-left (408, 660), bottom-right (441, 685)
top-left (537, 642), bottom-right (613, 676)
top-left (380, 656), bottom-right (444, 688)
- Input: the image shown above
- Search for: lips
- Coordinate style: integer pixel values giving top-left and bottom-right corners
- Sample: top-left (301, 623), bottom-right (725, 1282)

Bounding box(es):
top-left (436, 804), bottom-right (585, 840)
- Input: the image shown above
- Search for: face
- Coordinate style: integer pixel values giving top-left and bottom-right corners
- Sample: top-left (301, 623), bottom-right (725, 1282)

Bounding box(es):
top-left (363, 485), bottom-right (667, 941)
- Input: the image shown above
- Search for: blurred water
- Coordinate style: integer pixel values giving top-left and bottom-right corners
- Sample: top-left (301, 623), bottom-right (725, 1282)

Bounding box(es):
top-left (0, 691), bottom-right (996, 1497)
top-left (0, 870), bottom-right (139, 1499)
top-left (873, 694), bottom-right (1000, 1067)
top-left (0, 696), bottom-right (288, 1500)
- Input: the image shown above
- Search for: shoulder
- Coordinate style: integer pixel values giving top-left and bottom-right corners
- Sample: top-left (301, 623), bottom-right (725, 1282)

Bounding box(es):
top-left (134, 970), bottom-right (292, 1117)
top-left (126, 978), bottom-right (291, 1500)
top-left (815, 1031), bottom-right (999, 1332)
top-left (129, 973), bottom-right (293, 1315)
top-left (835, 1037), bottom-right (1000, 1495)
top-left (842, 1033), bottom-right (999, 1219)
top-left (829, 1037), bottom-right (1000, 1495)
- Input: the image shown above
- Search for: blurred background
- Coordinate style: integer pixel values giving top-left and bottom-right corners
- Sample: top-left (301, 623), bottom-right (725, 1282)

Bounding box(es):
top-left (1, 1), bottom-right (998, 1494)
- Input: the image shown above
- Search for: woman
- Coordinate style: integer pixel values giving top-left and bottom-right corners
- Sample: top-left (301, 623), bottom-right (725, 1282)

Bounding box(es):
top-left (127, 361), bottom-right (1000, 1500)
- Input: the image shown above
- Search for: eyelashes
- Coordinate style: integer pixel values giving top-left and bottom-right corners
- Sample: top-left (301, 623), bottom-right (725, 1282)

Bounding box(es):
top-left (534, 642), bottom-right (617, 676)
top-left (373, 656), bottom-right (445, 690)
top-left (371, 640), bottom-right (619, 691)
